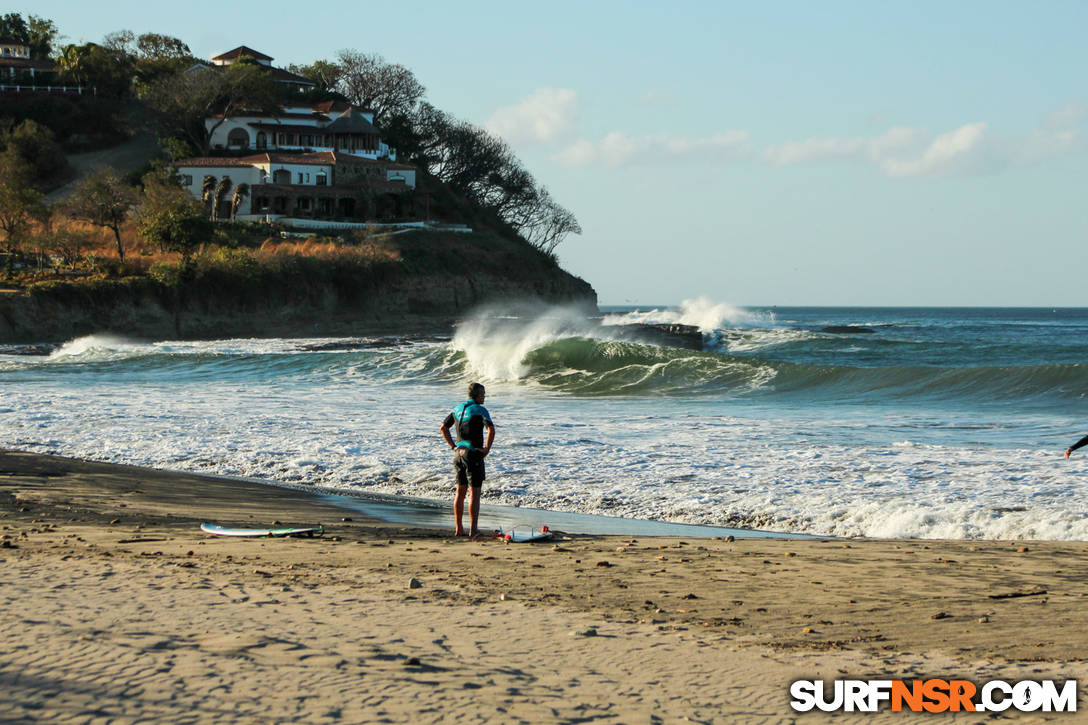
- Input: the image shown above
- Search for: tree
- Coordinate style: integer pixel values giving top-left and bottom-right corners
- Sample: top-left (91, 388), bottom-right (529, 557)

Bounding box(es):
top-left (0, 14), bottom-right (28, 44)
top-left (135, 176), bottom-right (211, 262)
top-left (200, 175), bottom-right (217, 216)
top-left (142, 63), bottom-right (279, 154)
top-left (230, 183), bottom-right (250, 220)
top-left (0, 148), bottom-right (44, 253)
top-left (26, 15), bottom-right (58, 58)
top-left (1, 119), bottom-right (68, 188)
top-left (287, 59), bottom-right (342, 91)
top-left (55, 42), bottom-right (135, 97)
top-left (64, 168), bottom-right (137, 262)
top-left (46, 229), bottom-right (93, 269)
top-left (159, 137), bottom-right (194, 163)
top-left (334, 50), bottom-right (425, 124)
top-left (212, 177), bottom-right (232, 221)
top-left (135, 33), bottom-right (196, 83)
top-left (518, 187), bottom-right (582, 256)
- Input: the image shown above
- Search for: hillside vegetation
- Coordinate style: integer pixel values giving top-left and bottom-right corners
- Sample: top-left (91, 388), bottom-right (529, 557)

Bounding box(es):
top-left (0, 12), bottom-right (596, 342)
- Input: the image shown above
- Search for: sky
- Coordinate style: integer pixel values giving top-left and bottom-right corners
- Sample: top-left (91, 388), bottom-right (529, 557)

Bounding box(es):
top-left (30, 0), bottom-right (1088, 306)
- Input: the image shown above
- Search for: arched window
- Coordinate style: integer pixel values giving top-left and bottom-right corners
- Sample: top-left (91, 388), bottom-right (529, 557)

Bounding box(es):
top-left (227, 128), bottom-right (250, 148)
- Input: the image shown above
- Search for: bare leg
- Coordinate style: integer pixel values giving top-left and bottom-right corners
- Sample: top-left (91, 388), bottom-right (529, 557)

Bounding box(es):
top-left (454, 484), bottom-right (468, 536)
top-left (468, 485), bottom-right (481, 537)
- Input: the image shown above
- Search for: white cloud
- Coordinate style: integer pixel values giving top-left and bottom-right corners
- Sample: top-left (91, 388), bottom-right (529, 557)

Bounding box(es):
top-left (484, 88), bottom-right (579, 145)
top-left (881, 122), bottom-right (989, 177)
top-left (553, 138), bottom-right (596, 167)
top-left (765, 127), bottom-right (925, 166)
top-left (637, 89), bottom-right (674, 107)
top-left (554, 130), bottom-right (750, 167)
top-left (1042, 102), bottom-right (1086, 131)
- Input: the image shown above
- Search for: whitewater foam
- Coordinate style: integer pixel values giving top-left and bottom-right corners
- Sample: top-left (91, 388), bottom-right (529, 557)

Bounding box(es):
top-left (5, 307), bottom-right (1088, 541)
top-left (452, 305), bottom-right (605, 381)
top-left (602, 296), bottom-right (774, 332)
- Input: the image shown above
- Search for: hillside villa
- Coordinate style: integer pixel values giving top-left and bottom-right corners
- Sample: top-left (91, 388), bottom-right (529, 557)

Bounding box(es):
top-left (0, 37), bottom-right (82, 94)
top-left (175, 151), bottom-right (416, 222)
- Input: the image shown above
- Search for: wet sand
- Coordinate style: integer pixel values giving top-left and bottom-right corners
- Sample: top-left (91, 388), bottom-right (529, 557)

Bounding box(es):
top-left (2, 449), bottom-right (1086, 723)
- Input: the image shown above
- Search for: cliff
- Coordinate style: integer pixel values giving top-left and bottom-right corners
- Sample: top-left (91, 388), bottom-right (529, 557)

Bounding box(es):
top-left (0, 231), bottom-right (597, 343)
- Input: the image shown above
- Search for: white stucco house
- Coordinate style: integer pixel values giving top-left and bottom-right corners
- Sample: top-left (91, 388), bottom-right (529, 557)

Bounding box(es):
top-left (0, 37), bottom-right (76, 93)
top-left (208, 100), bottom-right (398, 161)
top-left (208, 45), bottom-right (315, 93)
top-left (174, 151), bottom-right (417, 223)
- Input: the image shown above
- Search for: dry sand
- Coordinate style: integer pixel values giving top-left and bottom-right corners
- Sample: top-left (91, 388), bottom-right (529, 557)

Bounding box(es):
top-left (2, 449), bottom-right (1086, 723)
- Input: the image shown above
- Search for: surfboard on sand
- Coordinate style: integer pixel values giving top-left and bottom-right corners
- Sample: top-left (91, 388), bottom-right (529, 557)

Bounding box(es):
top-left (200, 523), bottom-right (325, 538)
top-left (500, 525), bottom-right (552, 543)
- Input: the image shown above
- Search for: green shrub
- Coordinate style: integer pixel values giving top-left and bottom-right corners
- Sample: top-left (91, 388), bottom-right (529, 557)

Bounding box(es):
top-left (149, 262), bottom-right (182, 287)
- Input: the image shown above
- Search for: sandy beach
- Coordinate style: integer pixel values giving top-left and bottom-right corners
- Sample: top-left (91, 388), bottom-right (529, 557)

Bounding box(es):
top-left (2, 449), bottom-right (1087, 723)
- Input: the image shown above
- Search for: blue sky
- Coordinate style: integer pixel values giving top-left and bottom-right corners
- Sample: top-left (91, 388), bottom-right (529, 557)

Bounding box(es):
top-left (33, 0), bottom-right (1088, 306)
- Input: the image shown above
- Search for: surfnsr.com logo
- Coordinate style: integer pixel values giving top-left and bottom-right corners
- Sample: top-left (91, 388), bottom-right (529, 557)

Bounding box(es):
top-left (790, 679), bottom-right (1077, 713)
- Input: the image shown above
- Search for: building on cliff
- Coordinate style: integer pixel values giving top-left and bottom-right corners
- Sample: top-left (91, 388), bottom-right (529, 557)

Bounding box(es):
top-left (174, 151), bottom-right (417, 223)
top-left (174, 45), bottom-right (421, 226)
top-left (196, 46), bottom-right (398, 161)
top-left (206, 99), bottom-right (399, 161)
top-left (186, 45), bottom-right (315, 95)
top-left (0, 37), bottom-right (80, 95)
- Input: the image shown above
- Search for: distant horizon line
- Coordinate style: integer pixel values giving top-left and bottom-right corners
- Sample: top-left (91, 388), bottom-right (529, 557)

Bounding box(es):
top-left (597, 303), bottom-right (1088, 310)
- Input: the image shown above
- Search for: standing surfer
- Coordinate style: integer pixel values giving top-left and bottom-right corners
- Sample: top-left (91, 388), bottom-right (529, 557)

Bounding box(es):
top-left (1065, 435), bottom-right (1088, 459)
top-left (440, 382), bottom-right (495, 537)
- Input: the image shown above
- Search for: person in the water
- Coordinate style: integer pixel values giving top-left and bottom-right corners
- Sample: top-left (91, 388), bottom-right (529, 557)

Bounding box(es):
top-left (1065, 435), bottom-right (1088, 459)
top-left (440, 382), bottom-right (495, 537)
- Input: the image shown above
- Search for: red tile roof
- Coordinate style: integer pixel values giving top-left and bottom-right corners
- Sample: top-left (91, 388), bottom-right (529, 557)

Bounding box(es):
top-left (312, 100), bottom-right (352, 114)
top-left (211, 46), bottom-right (273, 62)
top-left (269, 66), bottom-right (315, 86)
top-left (0, 58), bottom-right (55, 70)
top-left (176, 152), bottom-right (413, 171)
top-left (174, 157), bottom-right (257, 168)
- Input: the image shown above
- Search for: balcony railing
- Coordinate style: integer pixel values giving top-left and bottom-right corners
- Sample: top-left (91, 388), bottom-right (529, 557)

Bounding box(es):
top-left (0, 84), bottom-right (86, 94)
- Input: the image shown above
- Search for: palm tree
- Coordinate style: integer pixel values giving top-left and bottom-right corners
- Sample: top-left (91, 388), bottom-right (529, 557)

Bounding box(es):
top-left (55, 44), bottom-right (86, 85)
top-left (212, 177), bottom-right (232, 221)
top-left (230, 183), bottom-right (250, 220)
top-left (200, 175), bottom-right (216, 217)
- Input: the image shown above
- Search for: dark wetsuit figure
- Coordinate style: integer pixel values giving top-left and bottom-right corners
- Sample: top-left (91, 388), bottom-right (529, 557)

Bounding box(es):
top-left (1067, 435), bottom-right (1088, 459)
top-left (440, 384), bottom-right (495, 537)
top-left (443, 400), bottom-right (493, 487)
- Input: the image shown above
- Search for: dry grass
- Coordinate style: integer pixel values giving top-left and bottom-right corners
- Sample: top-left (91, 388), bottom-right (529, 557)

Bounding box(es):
top-left (10, 220), bottom-right (401, 288)
top-left (254, 238), bottom-right (400, 265)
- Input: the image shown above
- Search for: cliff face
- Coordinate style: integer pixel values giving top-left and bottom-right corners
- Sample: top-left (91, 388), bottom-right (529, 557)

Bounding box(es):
top-left (0, 233), bottom-right (597, 343)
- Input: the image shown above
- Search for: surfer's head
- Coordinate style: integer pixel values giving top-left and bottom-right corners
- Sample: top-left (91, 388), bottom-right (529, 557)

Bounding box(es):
top-left (468, 382), bottom-right (486, 403)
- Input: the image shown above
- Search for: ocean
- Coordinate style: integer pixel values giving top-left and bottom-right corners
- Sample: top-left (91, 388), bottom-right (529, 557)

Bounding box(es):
top-left (2, 300), bottom-right (1086, 540)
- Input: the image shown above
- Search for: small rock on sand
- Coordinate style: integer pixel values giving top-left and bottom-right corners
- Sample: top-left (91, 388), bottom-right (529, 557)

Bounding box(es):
top-left (408, 577), bottom-right (422, 589)
top-left (572, 627), bottom-right (598, 637)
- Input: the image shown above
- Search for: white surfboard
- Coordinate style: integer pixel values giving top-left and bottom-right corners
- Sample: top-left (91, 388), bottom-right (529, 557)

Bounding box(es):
top-left (501, 525), bottom-right (552, 542)
top-left (200, 522), bottom-right (325, 538)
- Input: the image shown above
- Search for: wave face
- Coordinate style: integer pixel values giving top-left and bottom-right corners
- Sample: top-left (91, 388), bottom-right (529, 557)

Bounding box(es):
top-left (3, 303), bottom-right (1088, 541)
top-left (443, 303), bottom-right (1088, 409)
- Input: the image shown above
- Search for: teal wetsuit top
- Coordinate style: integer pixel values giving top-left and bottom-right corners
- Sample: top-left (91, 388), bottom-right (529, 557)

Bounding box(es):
top-left (443, 400), bottom-right (493, 450)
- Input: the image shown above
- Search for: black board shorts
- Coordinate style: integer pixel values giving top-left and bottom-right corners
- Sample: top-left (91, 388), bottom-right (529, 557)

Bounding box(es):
top-left (453, 447), bottom-right (485, 488)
